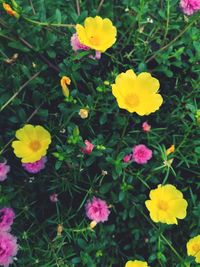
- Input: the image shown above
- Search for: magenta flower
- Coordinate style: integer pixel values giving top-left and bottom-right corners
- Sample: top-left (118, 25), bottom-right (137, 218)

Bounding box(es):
top-left (142, 121), bottom-right (151, 133)
top-left (22, 156), bottom-right (47, 174)
top-left (50, 193), bottom-right (58, 203)
top-left (123, 154), bottom-right (132, 163)
top-left (0, 161), bottom-right (10, 182)
top-left (132, 144), bottom-right (152, 164)
top-left (180, 0), bottom-right (200, 15)
top-left (0, 208), bottom-right (15, 232)
top-left (0, 232), bottom-right (18, 267)
top-left (70, 33), bottom-right (90, 51)
top-left (85, 197), bottom-right (110, 223)
top-left (81, 140), bottom-right (94, 155)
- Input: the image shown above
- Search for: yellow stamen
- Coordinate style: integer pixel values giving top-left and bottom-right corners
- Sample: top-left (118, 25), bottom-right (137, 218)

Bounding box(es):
top-left (29, 140), bottom-right (41, 152)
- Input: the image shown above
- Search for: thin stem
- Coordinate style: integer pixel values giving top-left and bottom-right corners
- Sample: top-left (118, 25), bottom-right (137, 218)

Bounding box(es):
top-left (97, 0), bottom-right (104, 13)
top-left (115, 114), bottom-right (131, 156)
top-left (29, 0), bottom-right (36, 15)
top-left (162, 0), bottom-right (170, 44)
top-left (146, 17), bottom-right (197, 63)
top-left (0, 71), bottom-right (41, 113)
top-left (132, 202), bottom-right (186, 265)
top-left (175, 124), bottom-right (194, 153)
top-left (23, 16), bottom-right (75, 28)
top-left (76, 0), bottom-right (80, 16)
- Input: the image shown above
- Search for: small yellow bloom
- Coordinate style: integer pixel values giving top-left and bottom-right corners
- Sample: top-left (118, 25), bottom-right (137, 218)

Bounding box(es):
top-left (166, 145), bottom-right (175, 156)
top-left (79, 108), bottom-right (89, 119)
top-left (125, 260), bottom-right (150, 267)
top-left (4, 53), bottom-right (18, 64)
top-left (12, 124), bottom-right (51, 163)
top-left (89, 220), bottom-right (97, 229)
top-left (163, 158), bottom-right (174, 167)
top-left (187, 235), bottom-right (200, 263)
top-left (57, 224), bottom-right (63, 236)
top-left (145, 184), bottom-right (188, 225)
top-left (112, 70), bottom-right (163, 115)
top-left (3, 3), bottom-right (18, 17)
top-left (76, 16), bottom-right (117, 52)
top-left (104, 81), bottom-right (110, 85)
top-left (60, 76), bottom-right (71, 97)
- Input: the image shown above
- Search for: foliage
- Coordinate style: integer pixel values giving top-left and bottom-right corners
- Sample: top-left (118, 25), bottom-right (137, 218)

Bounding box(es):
top-left (0, 0), bottom-right (199, 266)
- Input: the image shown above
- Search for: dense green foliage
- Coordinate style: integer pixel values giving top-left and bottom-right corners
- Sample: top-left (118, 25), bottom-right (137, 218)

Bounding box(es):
top-left (0, 0), bottom-right (199, 266)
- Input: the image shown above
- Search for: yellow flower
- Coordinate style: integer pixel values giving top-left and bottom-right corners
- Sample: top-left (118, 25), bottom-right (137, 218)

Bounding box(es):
top-left (60, 76), bottom-right (71, 97)
top-left (79, 108), bottom-right (89, 119)
top-left (3, 3), bottom-right (18, 17)
top-left (187, 235), bottom-right (200, 263)
top-left (125, 260), bottom-right (150, 267)
top-left (57, 224), bottom-right (63, 236)
top-left (166, 144), bottom-right (175, 156)
top-left (76, 16), bottom-right (117, 52)
top-left (145, 184), bottom-right (188, 224)
top-left (12, 124), bottom-right (51, 163)
top-left (89, 220), bottom-right (97, 229)
top-left (112, 70), bottom-right (163, 115)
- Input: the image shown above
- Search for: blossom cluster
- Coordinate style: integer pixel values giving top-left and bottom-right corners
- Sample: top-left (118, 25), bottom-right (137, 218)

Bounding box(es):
top-left (0, 208), bottom-right (18, 267)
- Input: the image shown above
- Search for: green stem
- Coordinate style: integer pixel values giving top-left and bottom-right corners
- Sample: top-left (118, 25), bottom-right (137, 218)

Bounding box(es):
top-left (23, 16), bottom-right (75, 28)
top-left (132, 202), bottom-right (186, 265)
top-left (115, 114), bottom-right (131, 156)
top-left (162, 0), bottom-right (170, 44)
top-left (146, 17), bottom-right (197, 63)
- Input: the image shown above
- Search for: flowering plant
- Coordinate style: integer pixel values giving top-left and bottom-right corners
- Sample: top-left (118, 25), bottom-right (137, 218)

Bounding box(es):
top-left (0, 0), bottom-right (199, 266)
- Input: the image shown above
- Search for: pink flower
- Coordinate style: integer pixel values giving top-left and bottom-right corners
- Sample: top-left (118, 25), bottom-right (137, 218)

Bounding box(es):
top-left (123, 154), bottom-right (132, 163)
top-left (50, 193), bottom-right (58, 203)
top-left (89, 50), bottom-right (102, 60)
top-left (180, 0), bottom-right (200, 15)
top-left (132, 144), bottom-right (152, 164)
top-left (85, 197), bottom-right (110, 223)
top-left (0, 208), bottom-right (15, 232)
top-left (0, 161), bottom-right (10, 182)
top-left (81, 140), bottom-right (94, 155)
top-left (0, 232), bottom-right (18, 267)
top-left (142, 121), bottom-right (151, 132)
top-left (22, 156), bottom-right (47, 174)
top-left (71, 33), bottom-right (101, 60)
top-left (70, 33), bottom-right (90, 51)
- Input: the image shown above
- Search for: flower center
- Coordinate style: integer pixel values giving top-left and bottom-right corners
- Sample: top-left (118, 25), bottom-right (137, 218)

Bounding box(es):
top-left (125, 94), bottom-right (140, 107)
top-left (89, 35), bottom-right (101, 46)
top-left (157, 200), bottom-right (168, 211)
top-left (192, 244), bottom-right (200, 253)
top-left (29, 140), bottom-right (41, 152)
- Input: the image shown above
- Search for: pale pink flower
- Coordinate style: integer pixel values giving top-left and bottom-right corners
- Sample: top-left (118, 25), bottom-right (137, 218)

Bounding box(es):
top-left (132, 144), bottom-right (152, 164)
top-left (81, 140), bottom-right (94, 155)
top-left (180, 0), bottom-right (200, 15)
top-left (89, 51), bottom-right (102, 60)
top-left (71, 33), bottom-right (101, 60)
top-left (0, 208), bottom-right (15, 232)
top-left (85, 197), bottom-right (110, 223)
top-left (0, 161), bottom-right (10, 182)
top-left (142, 121), bottom-right (151, 132)
top-left (123, 154), bottom-right (132, 163)
top-left (0, 232), bottom-right (18, 267)
top-left (22, 156), bottom-right (47, 174)
top-left (50, 193), bottom-right (58, 203)
top-left (70, 33), bottom-right (90, 51)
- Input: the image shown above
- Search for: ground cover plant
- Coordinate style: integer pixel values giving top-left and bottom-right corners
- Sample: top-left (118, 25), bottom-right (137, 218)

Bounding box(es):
top-left (0, 0), bottom-right (200, 266)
